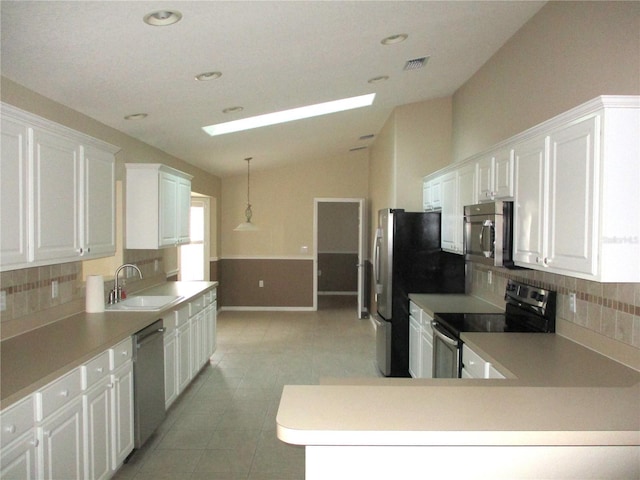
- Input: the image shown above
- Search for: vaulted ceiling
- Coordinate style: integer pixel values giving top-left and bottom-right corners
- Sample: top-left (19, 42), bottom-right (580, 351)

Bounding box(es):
top-left (1, 1), bottom-right (545, 176)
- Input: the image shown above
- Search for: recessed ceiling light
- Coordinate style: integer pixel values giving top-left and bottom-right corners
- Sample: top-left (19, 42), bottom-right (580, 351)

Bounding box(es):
top-left (368, 76), bottom-right (389, 84)
top-left (203, 93), bottom-right (376, 137)
top-left (143, 10), bottom-right (182, 26)
top-left (195, 71), bottom-right (222, 81)
top-left (381, 34), bottom-right (408, 45)
top-left (222, 106), bottom-right (244, 114)
top-left (124, 113), bottom-right (148, 120)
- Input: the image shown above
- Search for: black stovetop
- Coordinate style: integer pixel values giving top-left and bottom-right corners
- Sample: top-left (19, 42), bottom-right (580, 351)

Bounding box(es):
top-left (433, 312), bottom-right (539, 336)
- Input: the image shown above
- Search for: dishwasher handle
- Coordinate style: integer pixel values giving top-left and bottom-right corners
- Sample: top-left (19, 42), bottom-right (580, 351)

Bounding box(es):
top-left (136, 326), bottom-right (165, 349)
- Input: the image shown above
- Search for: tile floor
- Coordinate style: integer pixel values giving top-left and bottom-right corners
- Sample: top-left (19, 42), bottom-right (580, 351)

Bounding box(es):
top-left (113, 296), bottom-right (380, 479)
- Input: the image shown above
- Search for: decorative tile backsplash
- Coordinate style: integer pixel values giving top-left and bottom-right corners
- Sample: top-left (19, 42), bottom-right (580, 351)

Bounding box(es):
top-left (470, 263), bottom-right (640, 349)
top-left (0, 250), bottom-right (164, 326)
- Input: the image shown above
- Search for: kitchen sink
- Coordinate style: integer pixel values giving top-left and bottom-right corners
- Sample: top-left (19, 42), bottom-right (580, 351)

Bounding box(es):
top-left (106, 295), bottom-right (183, 312)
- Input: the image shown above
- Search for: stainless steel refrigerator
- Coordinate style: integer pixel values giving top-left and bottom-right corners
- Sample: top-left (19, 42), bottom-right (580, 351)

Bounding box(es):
top-left (373, 208), bottom-right (465, 377)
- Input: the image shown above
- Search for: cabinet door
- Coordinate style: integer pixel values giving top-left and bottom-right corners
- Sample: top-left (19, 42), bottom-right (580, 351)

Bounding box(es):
top-left (32, 127), bottom-right (81, 262)
top-left (430, 177), bottom-right (442, 210)
top-left (420, 330), bottom-right (433, 380)
top-left (513, 135), bottom-right (547, 266)
top-left (0, 116), bottom-right (30, 268)
top-left (422, 179), bottom-right (431, 211)
top-left (158, 171), bottom-right (178, 247)
top-left (440, 171), bottom-right (457, 252)
top-left (546, 116), bottom-right (599, 275)
top-left (476, 155), bottom-right (494, 202)
top-left (164, 333), bottom-right (178, 409)
top-left (83, 381), bottom-right (111, 480)
top-left (493, 148), bottom-right (514, 199)
top-left (408, 315), bottom-right (421, 378)
top-left (176, 322), bottom-right (192, 393)
top-left (0, 433), bottom-right (39, 480)
top-left (82, 145), bottom-right (116, 258)
top-left (176, 176), bottom-right (191, 245)
top-left (455, 163), bottom-right (477, 253)
top-left (40, 397), bottom-right (84, 480)
top-left (110, 362), bottom-right (134, 470)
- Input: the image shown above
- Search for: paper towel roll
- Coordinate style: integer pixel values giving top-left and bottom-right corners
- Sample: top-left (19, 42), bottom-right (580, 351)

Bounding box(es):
top-left (86, 275), bottom-right (105, 313)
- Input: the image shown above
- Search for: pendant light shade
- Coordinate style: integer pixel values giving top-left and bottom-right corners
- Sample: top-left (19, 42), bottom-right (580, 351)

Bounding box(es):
top-left (234, 157), bottom-right (258, 231)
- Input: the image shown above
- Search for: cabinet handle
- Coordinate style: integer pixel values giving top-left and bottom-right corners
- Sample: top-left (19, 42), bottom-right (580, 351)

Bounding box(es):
top-left (60, 389), bottom-right (69, 397)
top-left (5, 424), bottom-right (16, 434)
top-left (96, 367), bottom-right (103, 373)
top-left (45, 430), bottom-right (52, 438)
top-left (121, 350), bottom-right (128, 356)
top-left (107, 383), bottom-right (114, 389)
top-left (29, 438), bottom-right (39, 447)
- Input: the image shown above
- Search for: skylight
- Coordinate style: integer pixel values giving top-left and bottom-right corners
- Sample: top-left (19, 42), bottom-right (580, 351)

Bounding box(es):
top-left (202, 93), bottom-right (376, 136)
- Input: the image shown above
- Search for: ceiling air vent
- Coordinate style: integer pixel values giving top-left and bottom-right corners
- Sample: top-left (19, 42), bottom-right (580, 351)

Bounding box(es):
top-left (403, 56), bottom-right (430, 71)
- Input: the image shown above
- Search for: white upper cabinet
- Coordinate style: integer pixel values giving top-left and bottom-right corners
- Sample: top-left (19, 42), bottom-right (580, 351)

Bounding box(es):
top-left (422, 175), bottom-right (443, 211)
top-left (32, 126), bottom-right (82, 263)
top-left (477, 148), bottom-right (514, 202)
top-left (440, 170), bottom-right (458, 252)
top-left (1, 115), bottom-right (30, 267)
top-left (0, 103), bottom-right (118, 272)
top-left (512, 97), bottom-right (640, 281)
top-left (125, 163), bottom-right (192, 249)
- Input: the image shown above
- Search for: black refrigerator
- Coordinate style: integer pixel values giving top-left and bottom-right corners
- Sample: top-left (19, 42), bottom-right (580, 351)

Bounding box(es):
top-left (373, 208), bottom-right (465, 377)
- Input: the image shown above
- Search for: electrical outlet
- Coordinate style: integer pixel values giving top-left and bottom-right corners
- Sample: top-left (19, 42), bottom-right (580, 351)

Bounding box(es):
top-left (51, 280), bottom-right (59, 299)
top-left (487, 271), bottom-right (492, 285)
top-left (259, 280), bottom-right (264, 288)
top-left (0, 291), bottom-right (6, 312)
top-left (318, 270), bottom-right (322, 277)
top-left (569, 292), bottom-right (577, 313)
top-left (154, 259), bottom-right (159, 271)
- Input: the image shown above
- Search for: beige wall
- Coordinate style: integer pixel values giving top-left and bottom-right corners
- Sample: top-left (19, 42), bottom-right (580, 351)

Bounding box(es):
top-left (452, 1), bottom-right (640, 162)
top-left (221, 151), bottom-right (369, 258)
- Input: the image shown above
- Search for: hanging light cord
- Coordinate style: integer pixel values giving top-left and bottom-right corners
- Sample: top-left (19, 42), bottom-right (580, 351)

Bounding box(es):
top-left (245, 157), bottom-right (253, 222)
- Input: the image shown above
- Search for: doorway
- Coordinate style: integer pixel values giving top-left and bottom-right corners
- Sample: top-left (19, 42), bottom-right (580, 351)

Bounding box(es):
top-left (179, 196), bottom-right (210, 281)
top-left (313, 198), bottom-right (367, 318)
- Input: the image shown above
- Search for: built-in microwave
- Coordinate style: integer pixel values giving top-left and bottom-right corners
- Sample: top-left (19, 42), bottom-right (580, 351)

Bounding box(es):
top-left (463, 201), bottom-right (516, 268)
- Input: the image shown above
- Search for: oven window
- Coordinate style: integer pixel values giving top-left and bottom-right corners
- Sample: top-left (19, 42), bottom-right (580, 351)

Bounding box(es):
top-left (433, 332), bottom-right (460, 378)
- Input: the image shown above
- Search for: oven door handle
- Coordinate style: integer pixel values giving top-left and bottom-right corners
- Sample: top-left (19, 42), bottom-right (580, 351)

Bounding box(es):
top-left (431, 321), bottom-right (459, 347)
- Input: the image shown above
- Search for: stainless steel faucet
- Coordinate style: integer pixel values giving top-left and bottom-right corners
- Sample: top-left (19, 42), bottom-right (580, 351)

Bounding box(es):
top-left (108, 264), bottom-right (143, 304)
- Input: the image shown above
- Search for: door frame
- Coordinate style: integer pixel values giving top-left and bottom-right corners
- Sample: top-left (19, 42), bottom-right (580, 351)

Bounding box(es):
top-left (313, 198), bottom-right (367, 317)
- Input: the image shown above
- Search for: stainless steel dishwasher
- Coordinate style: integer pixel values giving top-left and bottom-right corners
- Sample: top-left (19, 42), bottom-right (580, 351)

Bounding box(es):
top-left (132, 319), bottom-right (166, 448)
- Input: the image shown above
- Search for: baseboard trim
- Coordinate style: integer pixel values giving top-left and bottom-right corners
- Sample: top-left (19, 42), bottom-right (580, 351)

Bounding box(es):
top-left (220, 306), bottom-right (316, 312)
top-left (318, 291), bottom-right (357, 296)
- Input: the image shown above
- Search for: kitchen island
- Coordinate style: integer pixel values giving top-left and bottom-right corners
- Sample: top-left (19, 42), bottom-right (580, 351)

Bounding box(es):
top-left (277, 330), bottom-right (640, 479)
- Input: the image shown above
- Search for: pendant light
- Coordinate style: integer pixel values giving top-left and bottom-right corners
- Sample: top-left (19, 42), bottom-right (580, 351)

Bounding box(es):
top-left (234, 157), bottom-right (259, 231)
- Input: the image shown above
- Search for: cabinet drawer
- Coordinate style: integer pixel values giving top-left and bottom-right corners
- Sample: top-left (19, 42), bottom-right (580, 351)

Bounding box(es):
top-left (36, 368), bottom-right (82, 420)
top-left (1, 395), bottom-right (35, 445)
top-left (163, 311), bottom-right (176, 335)
top-left (81, 351), bottom-right (110, 389)
top-left (110, 337), bottom-right (133, 370)
top-left (175, 305), bottom-right (189, 327)
top-left (462, 344), bottom-right (487, 379)
top-left (189, 295), bottom-right (205, 316)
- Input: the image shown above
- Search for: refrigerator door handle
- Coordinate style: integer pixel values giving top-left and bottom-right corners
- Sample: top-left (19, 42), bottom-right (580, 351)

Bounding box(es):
top-left (373, 228), bottom-right (383, 294)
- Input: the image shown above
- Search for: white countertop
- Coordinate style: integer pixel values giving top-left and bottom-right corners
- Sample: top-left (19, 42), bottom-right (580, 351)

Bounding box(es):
top-left (0, 281), bottom-right (217, 409)
top-left (277, 296), bottom-right (640, 448)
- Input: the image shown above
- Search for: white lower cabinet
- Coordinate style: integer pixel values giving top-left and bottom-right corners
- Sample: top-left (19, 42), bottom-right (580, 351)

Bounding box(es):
top-left (176, 308), bottom-right (192, 394)
top-left (82, 352), bottom-right (112, 480)
top-left (163, 316), bottom-right (178, 409)
top-left (408, 314), bottom-right (422, 378)
top-left (420, 312), bottom-right (433, 380)
top-left (110, 361), bottom-right (134, 471)
top-left (37, 368), bottom-right (85, 480)
top-left (0, 396), bottom-right (38, 479)
top-left (461, 344), bottom-right (505, 379)
top-left (409, 302), bottom-right (434, 379)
